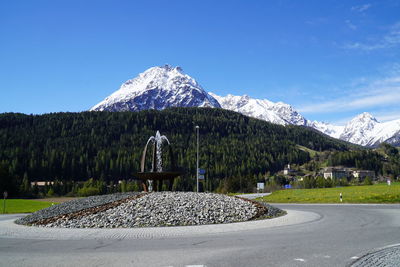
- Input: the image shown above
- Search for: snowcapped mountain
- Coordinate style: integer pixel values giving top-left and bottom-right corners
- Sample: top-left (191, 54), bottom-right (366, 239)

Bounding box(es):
top-left (90, 65), bottom-right (400, 147)
top-left (209, 93), bottom-right (286, 125)
top-left (91, 65), bottom-right (220, 112)
top-left (307, 120), bottom-right (344, 139)
top-left (339, 113), bottom-right (378, 146)
top-left (300, 112), bottom-right (400, 146)
top-left (339, 113), bottom-right (400, 147)
top-left (208, 93), bottom-right (400, 146)
top-left (209, 93), bottom-right (307, 126)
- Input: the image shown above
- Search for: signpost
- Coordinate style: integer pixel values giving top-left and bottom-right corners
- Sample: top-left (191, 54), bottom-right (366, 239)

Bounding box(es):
top-left (3, 191), bottom-right (7, 214)
top-left (257, 183), bottom-right (264, 192)
top-left (198, 169), bottom-right (205, 180)
top-left (196, 126), bottom-right (199, 192)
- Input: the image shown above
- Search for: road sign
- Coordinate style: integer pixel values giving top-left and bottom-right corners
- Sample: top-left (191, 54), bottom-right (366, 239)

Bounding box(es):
top-left (198, 175), bottom-right (205, 180)
top-left (198, 169), bottom-right (206, 175)
top-left (284, 184), bottom-right (292, 189)
top-left (257, 183), bottom-right (264, 190)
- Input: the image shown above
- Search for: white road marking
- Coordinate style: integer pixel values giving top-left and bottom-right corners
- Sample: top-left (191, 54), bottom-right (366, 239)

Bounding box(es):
top-left (351, 256), bottom-right (359, 259)
top-left (323, 255), bottom-right (331, 258)
top-left (185, 265), bottom-right (206, 267)
top-left (294, 258), bottom-right (306, 262)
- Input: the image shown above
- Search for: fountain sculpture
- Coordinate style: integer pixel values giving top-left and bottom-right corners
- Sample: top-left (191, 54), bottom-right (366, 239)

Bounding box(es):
top-left (135, 131), bottom-right (182, 192)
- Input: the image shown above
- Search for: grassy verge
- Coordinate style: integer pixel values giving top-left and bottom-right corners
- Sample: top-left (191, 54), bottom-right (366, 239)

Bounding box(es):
top-left (259, 182), bottom-right (400, 203)
top-left (0, 199), bottom-right (58, 214)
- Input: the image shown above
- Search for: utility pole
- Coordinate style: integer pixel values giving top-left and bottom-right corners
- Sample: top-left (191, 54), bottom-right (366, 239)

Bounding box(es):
top-left (196, 125), bottom-right (199, 193)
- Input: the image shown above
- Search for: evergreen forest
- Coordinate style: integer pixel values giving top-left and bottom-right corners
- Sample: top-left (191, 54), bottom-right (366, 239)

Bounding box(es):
top-left (0, 108), bottom-right (360, 197)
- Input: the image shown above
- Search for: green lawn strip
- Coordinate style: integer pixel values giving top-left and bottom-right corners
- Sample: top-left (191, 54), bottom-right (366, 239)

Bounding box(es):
top-left (259, 182), bottom-right (400, 203)
top-left (0, 199), bottom-right (58, 214)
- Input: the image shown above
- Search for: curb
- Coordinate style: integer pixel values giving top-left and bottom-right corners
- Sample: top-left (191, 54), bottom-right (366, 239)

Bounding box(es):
top-left (0, 209), bottom-right (320, 240)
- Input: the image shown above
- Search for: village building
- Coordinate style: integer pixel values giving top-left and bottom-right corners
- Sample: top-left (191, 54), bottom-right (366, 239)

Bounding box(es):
top-left (322, 167), bottom-right (351, 179)
top-left (322, 167), bottom-right (376, 181)
top-left (283, 164), bottom-right (296, 176)
top-left (30, 181), bottom-right (55, 187)
top-left (352, 170), bottom-right (375, 180)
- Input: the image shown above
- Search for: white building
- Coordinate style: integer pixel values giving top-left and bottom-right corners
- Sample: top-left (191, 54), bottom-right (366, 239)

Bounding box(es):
top-left (352, 170), bottom-right (375, 180)
top-left (323, 167), bottom-right (351, 179)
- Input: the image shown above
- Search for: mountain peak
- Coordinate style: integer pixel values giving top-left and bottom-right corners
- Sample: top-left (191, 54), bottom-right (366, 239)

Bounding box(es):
top-left (353, 112), bottom-right (378, 123)
top-left (90, 65), bottom-right (400, 147)
top-left (90, 65), bottom-right (220, 112)
top-left (157, 64), bottom-right (184, 73)
top-left (212, 93), bottom-right (307, 126)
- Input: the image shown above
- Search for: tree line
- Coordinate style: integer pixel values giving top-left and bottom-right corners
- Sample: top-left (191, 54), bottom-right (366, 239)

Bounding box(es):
top-left (0, 107), bottom-right (353, 197)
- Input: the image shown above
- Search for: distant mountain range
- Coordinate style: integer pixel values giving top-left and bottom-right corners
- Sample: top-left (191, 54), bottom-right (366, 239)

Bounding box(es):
top-left (91, 65), bottom-right (400, 147)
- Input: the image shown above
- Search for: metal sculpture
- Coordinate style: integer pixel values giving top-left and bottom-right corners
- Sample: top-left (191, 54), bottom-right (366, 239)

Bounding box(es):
top-left (136, 131), bottom-right (181, 192)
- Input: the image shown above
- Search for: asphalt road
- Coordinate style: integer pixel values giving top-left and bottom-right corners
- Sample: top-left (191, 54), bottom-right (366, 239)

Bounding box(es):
top-left (1, 204), bottom-right (399, 267)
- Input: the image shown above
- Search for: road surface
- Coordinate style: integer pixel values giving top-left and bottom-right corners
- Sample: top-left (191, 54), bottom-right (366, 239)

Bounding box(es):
top-left (0, 204), bottom-right (399, 266)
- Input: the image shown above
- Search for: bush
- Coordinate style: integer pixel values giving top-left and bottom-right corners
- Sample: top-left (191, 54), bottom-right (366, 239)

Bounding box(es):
top-left (77, 187), bottom-right (101, 197)
top-left (364, 176), bottom-right (373, 185)
top-left (46, 188), bottom-right (55, 197)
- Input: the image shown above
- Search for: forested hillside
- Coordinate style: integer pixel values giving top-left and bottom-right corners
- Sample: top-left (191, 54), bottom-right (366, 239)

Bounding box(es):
top-left (0, 108), bottom-right (353, 196)
top-left (327, 143), bottom-right (400, 178)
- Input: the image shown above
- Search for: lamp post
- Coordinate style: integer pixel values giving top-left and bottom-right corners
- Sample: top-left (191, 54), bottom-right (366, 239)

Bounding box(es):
top-left (196, 125), bottom-right (199, 193)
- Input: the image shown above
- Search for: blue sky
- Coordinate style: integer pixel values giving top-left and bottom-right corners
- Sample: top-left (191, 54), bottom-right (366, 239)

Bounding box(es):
top-left (1, 0), bottom-right (399, 124)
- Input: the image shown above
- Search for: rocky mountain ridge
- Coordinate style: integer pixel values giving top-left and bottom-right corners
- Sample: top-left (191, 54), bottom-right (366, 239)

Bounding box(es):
top-left (91, 65), bottom-right (400, 147)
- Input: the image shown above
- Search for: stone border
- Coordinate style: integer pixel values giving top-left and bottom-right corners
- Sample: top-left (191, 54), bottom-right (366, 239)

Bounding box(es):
top-left (0, 209), bottom-right (320, 240)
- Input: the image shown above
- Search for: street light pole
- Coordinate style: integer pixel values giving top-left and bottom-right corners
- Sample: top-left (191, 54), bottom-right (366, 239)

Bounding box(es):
top-left (196, 125), bottom-right (199, 193)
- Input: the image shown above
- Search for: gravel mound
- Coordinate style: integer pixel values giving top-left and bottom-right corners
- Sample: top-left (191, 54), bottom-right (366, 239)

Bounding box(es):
top-left (260, 203), bottom-right (286, 218)
top-left (39, 192), bottom-right (261, 228)
top-left (16, 192), bottom-right (141, 225)
top-left (351, 246), bottom-right (400, 267)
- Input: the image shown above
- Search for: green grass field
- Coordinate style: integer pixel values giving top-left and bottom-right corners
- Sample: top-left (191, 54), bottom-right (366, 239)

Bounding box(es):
top-left (0, 199), bottom-right (57, 214)
top-left (259, 182), bottom-right (400, 203)
top-left (296, 145), bottom-right (321, 158)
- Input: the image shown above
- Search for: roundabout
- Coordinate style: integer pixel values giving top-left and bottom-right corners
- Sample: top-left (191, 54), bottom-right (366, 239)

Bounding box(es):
top-left (0, 209), bottom-right (319, 240)
top-left (0, 202), bottom-right (399, 266)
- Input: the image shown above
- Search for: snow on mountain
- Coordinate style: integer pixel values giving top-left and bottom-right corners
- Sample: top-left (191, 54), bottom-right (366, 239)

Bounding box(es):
top-left (209, 93), bottom-right (286, 124)
top-left (91, 65), bottom-right (220, 112)
top-left (307, 121), bottom-right (344, 139)
top-left (90, 65), bottom-right (400, 147)
top-left (368, 119), bottom-right (400, 146)
top-left (339, 112), bottom-right (378, 146)
top-left (339, 113), bottom-right (400, 146)
top-left (269, 102), bottom-right (308, 126)
top-left (310, 112), bottom-right (400, 147)
top-left (209, 93), bottom-right (400, 146)
top-left (209, 93), bottom-right (307, 126)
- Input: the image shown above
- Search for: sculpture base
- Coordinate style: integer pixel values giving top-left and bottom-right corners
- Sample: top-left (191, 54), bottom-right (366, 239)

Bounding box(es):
top-left (135, 172), bottom-right (182, 192)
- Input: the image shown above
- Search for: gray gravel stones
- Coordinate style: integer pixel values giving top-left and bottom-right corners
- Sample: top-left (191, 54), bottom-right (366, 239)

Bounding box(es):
top-left (16, 192), bottom-right (141, 225)
top-left (351, 246), bottom-right (400, 267)
top-left (40, 192), bottom-right (260, 228)
top-left (260, 203), bottom-right (286, 218)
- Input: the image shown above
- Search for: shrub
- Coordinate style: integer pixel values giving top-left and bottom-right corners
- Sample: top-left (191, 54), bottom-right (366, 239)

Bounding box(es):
top-left (364, 176), bottom-right (373, 185)
top-left (77, 187), bottom-right (101, 197)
